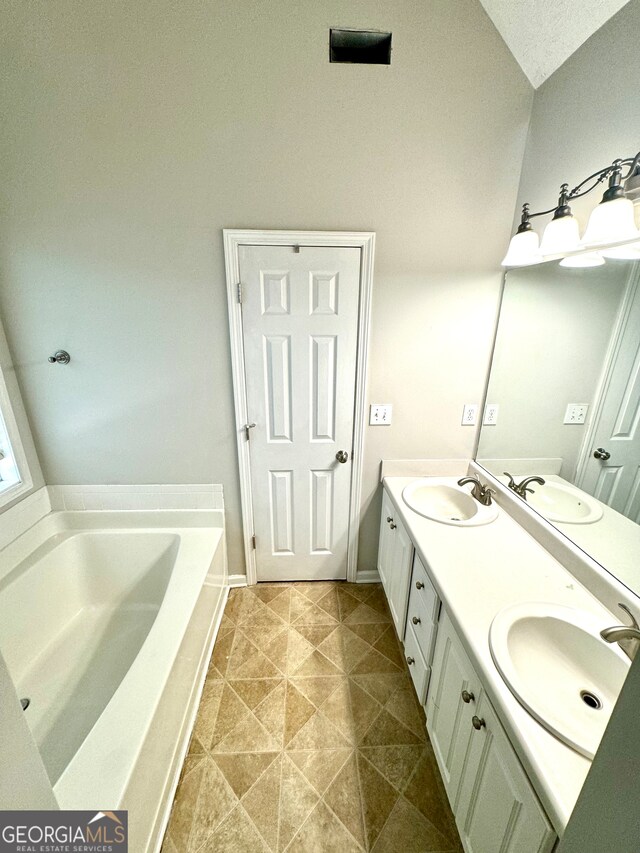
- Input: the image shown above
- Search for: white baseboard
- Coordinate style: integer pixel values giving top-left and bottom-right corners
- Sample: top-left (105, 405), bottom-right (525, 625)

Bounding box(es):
top-left (355, 569), bottom-right (380, 584)
top-left (228, 573), bottom-right (248, 587)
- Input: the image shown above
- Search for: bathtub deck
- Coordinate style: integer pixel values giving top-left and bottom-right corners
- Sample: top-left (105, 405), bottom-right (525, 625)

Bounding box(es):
top-left (162, 581), bottom-right (462, 853)
top-left (20, 601), bottom-right (158, 784)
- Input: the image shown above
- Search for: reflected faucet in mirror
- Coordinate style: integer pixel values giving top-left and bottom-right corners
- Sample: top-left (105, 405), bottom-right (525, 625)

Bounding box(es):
top-left (504, 472), bottom-right (545, 501)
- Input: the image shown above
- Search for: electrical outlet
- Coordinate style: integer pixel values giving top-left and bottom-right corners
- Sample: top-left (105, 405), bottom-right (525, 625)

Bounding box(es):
top-left (483, 403), bottom-right (499, 425)
top-left (370, 404), bottom-right (392, 425)
top-left (461, 403), bottom-right (478, 426)
top-left (564, 404), bottom-right (588, 424)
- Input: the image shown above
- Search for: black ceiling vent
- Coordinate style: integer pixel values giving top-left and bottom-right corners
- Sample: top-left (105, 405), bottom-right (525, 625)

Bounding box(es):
top-left (329, 29), bottom-right (392, 65)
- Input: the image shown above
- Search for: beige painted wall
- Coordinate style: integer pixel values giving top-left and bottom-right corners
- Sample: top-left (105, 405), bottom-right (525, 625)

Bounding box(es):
top-left (0, 0), bottom-right (532, 574)
top-left (514, 3), bottom-right (640, 847)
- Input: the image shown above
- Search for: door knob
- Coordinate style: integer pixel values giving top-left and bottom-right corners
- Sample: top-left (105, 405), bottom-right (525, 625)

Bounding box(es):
top-left (593, 447), bottom-right (611, 461)
top-left (336, 450), bottom-right (349, 463)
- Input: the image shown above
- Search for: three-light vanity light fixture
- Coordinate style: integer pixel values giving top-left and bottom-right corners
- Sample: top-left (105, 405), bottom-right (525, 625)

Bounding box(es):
top-left (502, 150), bottom-right (640, 268)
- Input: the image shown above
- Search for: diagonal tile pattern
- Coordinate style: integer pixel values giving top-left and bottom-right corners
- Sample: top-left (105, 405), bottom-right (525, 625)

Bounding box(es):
top-left (163, 582), bottom-right (462, 853)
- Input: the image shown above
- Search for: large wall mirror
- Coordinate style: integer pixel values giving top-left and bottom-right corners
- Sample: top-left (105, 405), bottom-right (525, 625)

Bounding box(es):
top-left (476, 258), bottom-right (640, 596)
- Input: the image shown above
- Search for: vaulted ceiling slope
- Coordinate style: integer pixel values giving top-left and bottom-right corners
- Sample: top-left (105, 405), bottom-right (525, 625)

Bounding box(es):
top-left (477, 0), bottom-right (632, 88)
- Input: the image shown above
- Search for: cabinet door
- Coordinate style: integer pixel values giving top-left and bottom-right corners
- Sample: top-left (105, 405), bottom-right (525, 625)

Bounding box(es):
top-left (377, 491), bottom-right (395, 593)
top-left (456, 692), bottom-right (555, 853)
top-left (387, 515), bottom-right (413, 638)
top-left (427, 612), bottom-right (481, 804)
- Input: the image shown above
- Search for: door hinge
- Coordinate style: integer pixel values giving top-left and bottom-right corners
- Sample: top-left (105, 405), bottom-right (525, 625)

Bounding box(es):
top-left (237, 282), bottom-right (242, 303)
top-left (251, 534), bottom-right (256, 549)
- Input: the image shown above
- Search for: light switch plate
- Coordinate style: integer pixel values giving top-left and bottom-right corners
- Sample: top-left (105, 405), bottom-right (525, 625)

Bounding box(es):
top-left (483, 403), bottom-right (499, 425)
top-left (462, 403), bottom-right (478, 426)
top-left (564, 403), bottom-right (588, 424)
top-left (370, 404), bottom-right (392, 425)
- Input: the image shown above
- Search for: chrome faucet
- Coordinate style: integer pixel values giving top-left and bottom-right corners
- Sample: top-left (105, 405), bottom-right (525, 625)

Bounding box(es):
top-left (600, 603), bottom-right (640, 662)
top-left (504, 472), bottom-right (545, 501)
top-left (457, 475), bottom-right (495, 507)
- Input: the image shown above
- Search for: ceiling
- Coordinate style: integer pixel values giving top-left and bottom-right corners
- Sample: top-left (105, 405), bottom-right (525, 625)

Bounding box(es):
top-left (477, 0), bottom-right (631, 88)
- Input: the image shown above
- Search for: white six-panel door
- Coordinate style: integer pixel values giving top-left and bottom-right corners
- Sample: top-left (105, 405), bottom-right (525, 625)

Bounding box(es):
top-left (238, 244), bottom-right (361, 581)
top-left (577, 268), bottom-right (640, 522)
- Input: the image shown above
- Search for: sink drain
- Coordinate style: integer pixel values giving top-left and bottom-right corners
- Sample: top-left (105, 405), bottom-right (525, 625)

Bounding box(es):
top-left (580, 690), bottom-right (602, 710)
top-left (20, 697), bottom-right (30, 711)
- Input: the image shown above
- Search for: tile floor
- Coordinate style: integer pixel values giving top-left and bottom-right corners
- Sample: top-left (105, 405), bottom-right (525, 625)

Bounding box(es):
top-left (162, 581), bottom-right (463, 853)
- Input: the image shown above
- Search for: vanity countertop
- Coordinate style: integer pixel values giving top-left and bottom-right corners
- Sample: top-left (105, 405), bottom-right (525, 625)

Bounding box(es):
top-left (382, 475), bottom-right (622, 835)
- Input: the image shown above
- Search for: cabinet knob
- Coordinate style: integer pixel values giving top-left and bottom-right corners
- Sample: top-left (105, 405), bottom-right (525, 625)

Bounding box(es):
top-left (472, 715), bottom-right (486, 731)
top-left (386, 516), bottom-right (393, 523)
top-left (416, 581), bottom-right (425, 590)
top-left (390, 523), bottom-right (397, 529)
top-left (461, 690), bottom-right (475, 704)
top-left (412, 616), bottom-right (421, 625)
top-left (406, 656), bottom-right (415, 665)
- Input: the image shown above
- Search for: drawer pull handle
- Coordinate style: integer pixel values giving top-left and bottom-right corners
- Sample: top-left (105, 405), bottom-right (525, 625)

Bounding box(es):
top-left (390, 523), bottom-right (397, 529)
top-left (406, 656), bottom-right (415, 665)
top-left (386, 516), bottom-right (393, 523)
top-left (415, 581), bottom-right (425, 590)
top-left (472, 715), bottom-right (486, 731)
top-left (412, 616), bottom-right (421, 625)
top-left (461, 690), bottom-right (475, 704)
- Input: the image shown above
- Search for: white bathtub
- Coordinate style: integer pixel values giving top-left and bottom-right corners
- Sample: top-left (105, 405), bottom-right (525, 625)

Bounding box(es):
top-left (0, 509), bottom-right (227, 850)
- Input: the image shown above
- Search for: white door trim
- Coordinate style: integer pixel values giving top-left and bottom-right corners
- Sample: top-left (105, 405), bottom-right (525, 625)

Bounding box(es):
top-left (575, 262), bottom-right (640, 486)
top-left (223, 229), bottom-right (375, 585)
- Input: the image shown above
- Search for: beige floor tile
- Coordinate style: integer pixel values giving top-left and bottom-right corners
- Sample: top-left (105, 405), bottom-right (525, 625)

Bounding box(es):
top-left (212, 752), bottom-right (279, 799)
top-left (278, 755), bottom-right (321, 851)
top-left (289, 675), bottom-right (343, 708)
top-left (357, 751), bottom-right (399, 850)
top-left (228, 678), bottom-right (283, 711)
top-left (360, 708), bottom-right (422, 747)
top-left (284, 681), bottom-right (317, 745)
top-left (287, 748), bottom-right (351, 795)
top-left (286, 709), bottom-right (352, 751)
top-left (165, 581), bottom-right (462, 853)
top-left (370, 796), bottom-right (455, 853)
top-left (286, 800), bottom-right (363, 853)
top-left (317, 624), bottom-right (371, 673)
top-left (359, 744), bottom-right (423, 792)
top-left (187, 756), bottom-right (240, 852)
top-left (323, 752), bottom-right (367, 849)
top-left (200, 804), bottom-right (271, 852)
top-left (242, 753), bottom-right (282, 851)
top-left (344, 602), bottom-right (392, 625)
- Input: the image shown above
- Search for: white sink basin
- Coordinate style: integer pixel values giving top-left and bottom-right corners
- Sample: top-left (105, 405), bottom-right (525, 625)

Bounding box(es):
top-left (402, 478), bottom-right (498, 527)
top-left (526, 481), bottom-right (603, 524)
top-left (490, 602), bottom-right (629, 758)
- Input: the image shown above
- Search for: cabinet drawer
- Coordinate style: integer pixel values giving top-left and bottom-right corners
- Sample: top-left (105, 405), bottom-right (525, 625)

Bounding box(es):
top-left (404, 622), bottom-right (430, 705)
top-left (406, 589), bottom-right (438, 665)
top-left (410, 554), bottom-right (439, 623)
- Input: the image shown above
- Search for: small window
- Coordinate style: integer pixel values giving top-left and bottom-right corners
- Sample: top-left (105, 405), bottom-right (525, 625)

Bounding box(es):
top-left (0, 366), bottom-right (33, 509)
top-left (329, 29), bottom-right (392, 65)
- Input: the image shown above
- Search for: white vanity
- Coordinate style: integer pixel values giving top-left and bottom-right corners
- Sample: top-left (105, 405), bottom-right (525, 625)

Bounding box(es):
top-left (377, 472), bottom-right (633, 853)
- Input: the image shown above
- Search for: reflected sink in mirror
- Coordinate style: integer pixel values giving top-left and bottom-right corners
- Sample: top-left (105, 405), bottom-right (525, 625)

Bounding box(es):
top-left (402, 478), bottom-right (498, 526)
top-left (490, 602), bottom-right (630, 759)
top-left (514, 479), bottom-right (603, 524)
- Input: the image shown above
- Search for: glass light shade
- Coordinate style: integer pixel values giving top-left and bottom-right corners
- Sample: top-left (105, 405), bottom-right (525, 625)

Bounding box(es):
top-left (501, 230), bottom-right (540, 267)
top-left (539, 215), bottom-right (581, 256)
top-left (601, 241), bottom-right (640, 260)
top-left (559, 252), bottom-right (605, 268)
top-left (582, 197), bottom-right (640, 246)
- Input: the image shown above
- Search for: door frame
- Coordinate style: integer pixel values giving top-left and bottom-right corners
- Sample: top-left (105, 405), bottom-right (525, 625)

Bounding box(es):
top-left (223, 229), bottom-right (375, 585)
top-left (575, 261), bottom-right (640, 487)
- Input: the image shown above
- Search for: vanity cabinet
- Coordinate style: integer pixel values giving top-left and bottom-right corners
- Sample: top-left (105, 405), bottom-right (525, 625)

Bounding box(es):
top-left (428, 612), bottom-right (556, 853)
top-left (403, 553), bottom-right (440, 703)
top-left (377, 490), bottom-right (413, 637)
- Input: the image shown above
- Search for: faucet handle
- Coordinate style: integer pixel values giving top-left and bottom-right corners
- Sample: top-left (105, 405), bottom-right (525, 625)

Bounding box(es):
top-left (503, 472), bottom-right (516, 488)
top-left (618, 603), bottom-right (639, 630)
